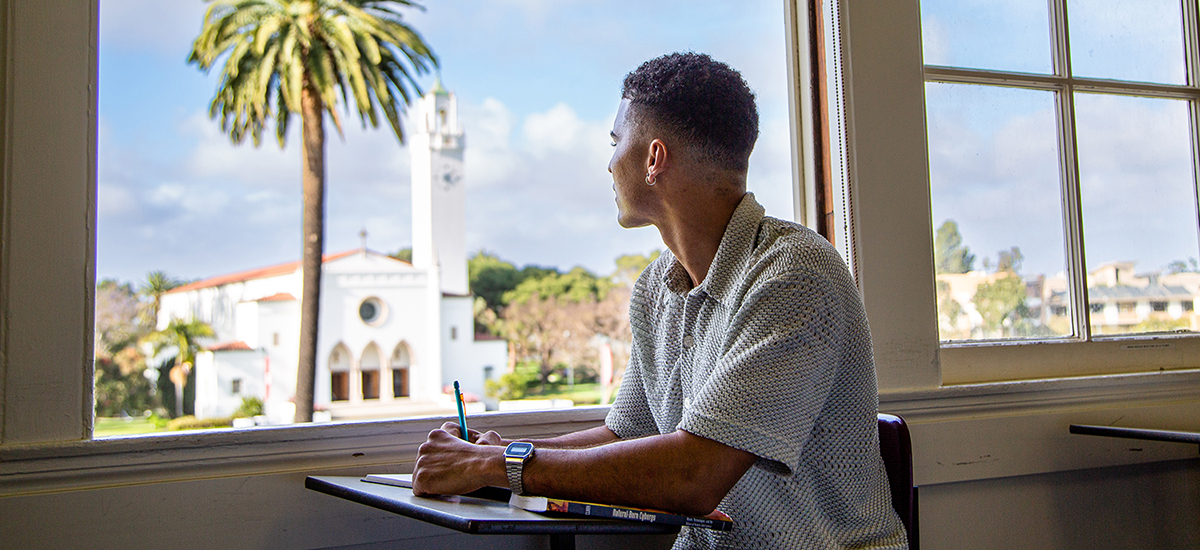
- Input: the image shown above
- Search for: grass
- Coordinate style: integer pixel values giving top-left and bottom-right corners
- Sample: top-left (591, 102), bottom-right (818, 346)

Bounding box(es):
top-left (94, 416), bottom-right (167, 437)
top-left (526, 382), bottom-right (605, 405)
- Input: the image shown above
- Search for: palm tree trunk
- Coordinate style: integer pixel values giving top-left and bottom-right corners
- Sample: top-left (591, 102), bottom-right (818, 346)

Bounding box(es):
top-left (294, 80), bottom-right (326, 423)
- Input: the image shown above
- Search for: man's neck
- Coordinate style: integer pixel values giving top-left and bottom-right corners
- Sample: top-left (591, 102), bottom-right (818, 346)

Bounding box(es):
top-left (656, 190), bottom-right (746, 289)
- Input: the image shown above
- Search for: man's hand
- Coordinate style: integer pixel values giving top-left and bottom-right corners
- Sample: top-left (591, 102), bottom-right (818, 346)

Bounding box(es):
top-left (438, 421), bottom-right (503, 446)
top-left (411, 425), bottom-right (505, 496)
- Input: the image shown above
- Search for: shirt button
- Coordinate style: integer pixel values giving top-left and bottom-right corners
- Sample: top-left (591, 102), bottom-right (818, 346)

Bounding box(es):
top-left (683, 397), bottom-right (692, 408)
top-left (682, 334), bottom-right (694, 348)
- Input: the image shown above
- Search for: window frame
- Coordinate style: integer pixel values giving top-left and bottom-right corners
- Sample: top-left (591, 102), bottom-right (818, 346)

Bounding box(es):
top-left (913, 0), bottom-right (1200, 384)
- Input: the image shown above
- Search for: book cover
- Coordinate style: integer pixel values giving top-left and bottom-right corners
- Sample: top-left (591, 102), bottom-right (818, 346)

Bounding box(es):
top-left (509, 493), bottom-right (734, 531)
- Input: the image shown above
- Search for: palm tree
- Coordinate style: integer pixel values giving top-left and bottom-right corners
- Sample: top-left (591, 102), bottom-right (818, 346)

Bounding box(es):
top-left (139, 270), bottom-right (182, 326)
top-left (144, 318), bottom-right (216, 418)
top-left (188, 0), bottom-right (437, 422)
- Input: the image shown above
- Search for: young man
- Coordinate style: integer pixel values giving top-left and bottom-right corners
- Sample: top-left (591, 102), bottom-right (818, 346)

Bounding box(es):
top-left (412, 52), bottom-right (907, 549)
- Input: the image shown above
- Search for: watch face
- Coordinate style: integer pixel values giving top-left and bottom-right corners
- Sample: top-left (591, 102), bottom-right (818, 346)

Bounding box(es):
top-left (505, 441), bottom-right (534, 459)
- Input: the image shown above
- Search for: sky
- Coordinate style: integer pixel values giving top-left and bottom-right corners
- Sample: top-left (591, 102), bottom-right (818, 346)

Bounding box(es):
top-left (921, 0), bottom-right (1200, 277)
top-left (97, 0), bottom-right (1200, 287)
top-left (96, 0), bottom-right (794, 285)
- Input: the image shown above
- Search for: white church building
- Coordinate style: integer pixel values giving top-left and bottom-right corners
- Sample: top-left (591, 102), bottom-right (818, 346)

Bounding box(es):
top-left (158, 83), bottom-right (506, 423)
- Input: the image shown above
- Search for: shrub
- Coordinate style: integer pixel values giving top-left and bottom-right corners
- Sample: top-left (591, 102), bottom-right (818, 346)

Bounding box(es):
top-left (234, 396), bottom-right (264, 418)
top-left (165, 415), bottom-right (233, 431)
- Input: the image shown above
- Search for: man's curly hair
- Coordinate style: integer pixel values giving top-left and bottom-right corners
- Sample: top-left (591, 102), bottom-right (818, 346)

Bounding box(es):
top-left (622, 52), bottom-right (759, 172)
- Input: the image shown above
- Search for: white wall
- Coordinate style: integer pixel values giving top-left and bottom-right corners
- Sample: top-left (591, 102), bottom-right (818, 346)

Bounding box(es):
top-left (439, 295), bottom-right (507, 400)
top-left (195, 349), bottom-right (267, 419)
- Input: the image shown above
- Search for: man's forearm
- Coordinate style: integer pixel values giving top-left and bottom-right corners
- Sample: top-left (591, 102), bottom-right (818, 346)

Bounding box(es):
top-left (520, 429), bottom-right (757, 516)
top-left (513, 425), bottom-right (621, 449)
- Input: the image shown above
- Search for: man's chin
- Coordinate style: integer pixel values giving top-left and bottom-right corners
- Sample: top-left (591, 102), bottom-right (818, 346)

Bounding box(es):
top-left (616, 217), bottom-right (652, 229)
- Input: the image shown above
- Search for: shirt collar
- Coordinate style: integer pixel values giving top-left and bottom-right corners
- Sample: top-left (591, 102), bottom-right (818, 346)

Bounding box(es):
top-left (661, 193), bottom-right (766, 304)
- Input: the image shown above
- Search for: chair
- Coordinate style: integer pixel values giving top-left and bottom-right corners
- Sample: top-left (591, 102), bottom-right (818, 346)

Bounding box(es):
top-left (878, 413), bottom-right (919, 550)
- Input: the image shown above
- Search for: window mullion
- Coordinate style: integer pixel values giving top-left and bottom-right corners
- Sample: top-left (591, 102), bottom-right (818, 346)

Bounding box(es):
top-left (1048, 0), bottom-right (1093, 341)
top-left (1185, 0), bottom-right (1200, 273)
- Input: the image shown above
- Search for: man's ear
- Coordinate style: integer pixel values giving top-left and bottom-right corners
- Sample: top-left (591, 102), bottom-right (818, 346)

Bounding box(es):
top-left (646, 138), bottom-right (669, 180)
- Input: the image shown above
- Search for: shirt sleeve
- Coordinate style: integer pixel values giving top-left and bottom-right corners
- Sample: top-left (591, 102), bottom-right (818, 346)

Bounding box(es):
top-left (605, 262), bottom-right (665, 439)
top-left (678, 268), bottom-right (845, 474)
top-left (604, 336), bottom-right (659, 439)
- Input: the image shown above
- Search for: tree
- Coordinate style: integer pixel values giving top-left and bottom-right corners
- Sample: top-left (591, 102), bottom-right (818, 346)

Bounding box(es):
top-left (189, 0), bottom-right (437, 422)
top-left (143, 318), bottom-right (216, 418)
top-left (1166, 257), bottom-right (1200, 274)
top-left (972, 274), bottom-right (1029, 337)
top-left (95, 279), bottom-right (158, 417)
top-left (995, 246), bottom-right (1024, 274)
top-left (934, 220), bottom-right (975, 274)
top-left (612, 251), bottom-right (661, 287)
top-left (390, 247), bottom-right (413, 263)
top-left (139, 271), bottom-right (182, 327)
top-left (468, 251), bottom-right (524, 312)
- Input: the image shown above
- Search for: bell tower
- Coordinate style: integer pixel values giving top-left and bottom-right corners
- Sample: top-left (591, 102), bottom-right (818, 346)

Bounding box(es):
top-left (410, 79), bottom-right (468, 295)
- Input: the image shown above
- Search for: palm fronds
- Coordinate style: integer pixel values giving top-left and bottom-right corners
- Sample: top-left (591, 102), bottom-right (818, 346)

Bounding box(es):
top-left (188, 0), bottom-right (437, 147)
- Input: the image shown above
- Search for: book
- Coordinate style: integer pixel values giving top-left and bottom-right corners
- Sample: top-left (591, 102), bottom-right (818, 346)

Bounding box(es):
top-left (362, 473), bottom-right (413, 488)
top-left (509, 493), bottom-right (734, 531)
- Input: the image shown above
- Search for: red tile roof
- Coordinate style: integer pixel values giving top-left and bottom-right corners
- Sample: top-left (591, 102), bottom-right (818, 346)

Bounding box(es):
top-left (207, 341), bottom-right (253, 352)
top-left (166, 249), bottom-right (407, 294)
top-left (256, 292), bottom-right (296, 302)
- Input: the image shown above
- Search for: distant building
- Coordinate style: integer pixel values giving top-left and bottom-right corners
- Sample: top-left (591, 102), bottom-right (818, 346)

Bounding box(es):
top-left (936, 261), bottom-right (1200, 341)
top-left (158, 83), bottom-right (505, 422)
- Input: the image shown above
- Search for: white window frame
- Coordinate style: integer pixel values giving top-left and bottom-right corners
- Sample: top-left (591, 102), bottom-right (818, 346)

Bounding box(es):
top-left (924, 0), bottom-right (1200, 384)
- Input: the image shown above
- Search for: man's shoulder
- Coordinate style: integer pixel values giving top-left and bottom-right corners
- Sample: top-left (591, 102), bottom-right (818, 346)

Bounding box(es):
top-left (748, 216), bottom-right (847, 281)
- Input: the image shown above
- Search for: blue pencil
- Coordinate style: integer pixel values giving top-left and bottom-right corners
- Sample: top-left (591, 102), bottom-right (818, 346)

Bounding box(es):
top-left (453, 380), bottom-right (469, 441)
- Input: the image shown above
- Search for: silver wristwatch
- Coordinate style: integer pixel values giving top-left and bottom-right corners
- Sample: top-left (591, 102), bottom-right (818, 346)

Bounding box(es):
top-left (504, 441), bottom-right (535, 495)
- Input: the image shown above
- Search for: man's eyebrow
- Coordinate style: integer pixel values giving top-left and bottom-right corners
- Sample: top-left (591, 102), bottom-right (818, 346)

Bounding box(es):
top-left (610, 131), bottom-right (618, 139)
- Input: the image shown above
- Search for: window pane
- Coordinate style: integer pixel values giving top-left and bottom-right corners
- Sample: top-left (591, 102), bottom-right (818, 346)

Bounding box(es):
top-left (94, 1), bottom-right (794, 432)
top-left (926, 83), bottom-right (1073, 342)
top-left (1068, 0), bottom-right (1187, 85)
top-left (1075, 93), bottom-right (1200, 336)
top-left (920, 0), bottom-right (1052, 74)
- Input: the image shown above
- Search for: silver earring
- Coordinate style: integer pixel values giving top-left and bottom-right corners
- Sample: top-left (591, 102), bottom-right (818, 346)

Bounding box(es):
top-left (645, 172), bottom-right (656, 186)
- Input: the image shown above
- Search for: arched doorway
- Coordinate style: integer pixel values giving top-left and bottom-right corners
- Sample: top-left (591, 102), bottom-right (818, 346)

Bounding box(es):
top-left (329, 344), bottom-right (351, 401)
top-left (360, 344), bottom-right (381, 400)
top-left (391, 342), bottom-right (411, 398)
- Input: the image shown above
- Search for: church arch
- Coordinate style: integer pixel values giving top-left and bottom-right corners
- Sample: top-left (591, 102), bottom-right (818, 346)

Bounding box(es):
top-left (360, 343), bottom-right (382, 400)
top-left (329, 343), bottom-right (352, 402)
top-left (390, 342), bottom-right (412, 398)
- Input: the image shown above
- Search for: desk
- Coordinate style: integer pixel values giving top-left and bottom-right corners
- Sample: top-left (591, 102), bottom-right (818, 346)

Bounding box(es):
top-left (305, 476), bottom-right (678, 550)
top-left (1070, 424), bottom-right (1200, 452)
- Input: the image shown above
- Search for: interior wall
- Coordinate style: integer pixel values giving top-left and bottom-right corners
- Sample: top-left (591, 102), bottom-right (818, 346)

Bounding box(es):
top-left (921, 459), bottom-right (1200, 550)
top-left (0, 466), bottom-right (675, 550)
top-left (0, 453), bottom-right (1195, 550)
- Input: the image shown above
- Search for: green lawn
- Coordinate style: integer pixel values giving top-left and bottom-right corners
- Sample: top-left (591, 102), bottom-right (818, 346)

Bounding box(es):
top-left (527, 382), bottom-right (606, 405)
top-left (94, 416), bottom-right (167, 437)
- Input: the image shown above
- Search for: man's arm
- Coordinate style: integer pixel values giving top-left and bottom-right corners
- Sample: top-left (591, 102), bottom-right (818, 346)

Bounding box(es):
top-left (412, 426), bottom-right (757, 517)
top-left (450, 423), bottom-right (621, 450)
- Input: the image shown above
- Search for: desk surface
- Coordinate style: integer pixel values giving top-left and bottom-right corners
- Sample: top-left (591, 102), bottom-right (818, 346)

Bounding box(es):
top-left (306, 476), bottom-right (680, 537)
top-left (1069, 424), bottom-right (1200, 445)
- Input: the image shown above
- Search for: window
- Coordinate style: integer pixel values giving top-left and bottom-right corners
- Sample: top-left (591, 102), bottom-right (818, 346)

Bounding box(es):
top-left (90, 0), bottom-right (798, 430)
top-left (231, 379), bottom-right (242, 394)
top-left (917, 0), bottom-right (1200, 381)
top-left (358, 297), bottom-right (386, 326)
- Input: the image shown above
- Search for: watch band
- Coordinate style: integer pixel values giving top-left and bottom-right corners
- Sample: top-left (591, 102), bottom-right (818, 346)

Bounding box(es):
top-left (504, 442), bottom-right (534, 495)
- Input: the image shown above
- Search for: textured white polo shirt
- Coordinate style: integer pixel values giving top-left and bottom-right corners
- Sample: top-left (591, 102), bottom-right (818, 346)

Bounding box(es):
top-left (606, 194), bottom-right (907, 549)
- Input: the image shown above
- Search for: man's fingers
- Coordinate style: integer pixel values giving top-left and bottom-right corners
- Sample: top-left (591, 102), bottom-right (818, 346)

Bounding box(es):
top-left (476, 431), bottom-right (503, 445)
top-left (439, 422), bottom-right (461, 438)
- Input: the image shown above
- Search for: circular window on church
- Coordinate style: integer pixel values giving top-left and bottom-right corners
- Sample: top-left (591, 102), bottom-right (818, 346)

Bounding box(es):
top-left (359, 297), bottom-right (387, 326)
